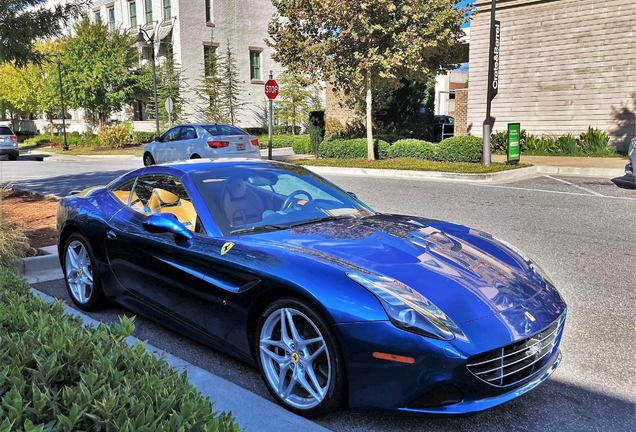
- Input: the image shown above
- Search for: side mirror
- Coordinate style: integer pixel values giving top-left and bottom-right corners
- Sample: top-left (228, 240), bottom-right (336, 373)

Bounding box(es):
top-left (143, 214), bottom-right (193, 241)
top-left (346, 191), bottom-right (358, 199)
top-left (154, 135), bottom-right (162, 142)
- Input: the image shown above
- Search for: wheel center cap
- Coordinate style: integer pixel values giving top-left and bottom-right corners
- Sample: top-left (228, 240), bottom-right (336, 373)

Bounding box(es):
top-left (78, 268), bottom-right (83, 276)
top-left (291, 352), bottom-right (300, 363)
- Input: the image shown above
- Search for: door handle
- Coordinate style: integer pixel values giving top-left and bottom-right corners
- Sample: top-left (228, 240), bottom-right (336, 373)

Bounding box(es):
top-left (107, 229), bottom-right (117, 240)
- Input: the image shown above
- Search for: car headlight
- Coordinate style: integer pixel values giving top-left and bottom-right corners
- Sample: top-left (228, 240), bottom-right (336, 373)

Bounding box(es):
top-left (347, 272), bottom-right (467, 341)
top-left (494, 237), bottom-right (555, 286)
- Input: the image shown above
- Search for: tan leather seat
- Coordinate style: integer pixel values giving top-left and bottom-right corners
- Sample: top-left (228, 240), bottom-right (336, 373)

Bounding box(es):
top-left (148, 188), bottom-right (180, 213)
top-left (221, 176), bottom-right (264, 227)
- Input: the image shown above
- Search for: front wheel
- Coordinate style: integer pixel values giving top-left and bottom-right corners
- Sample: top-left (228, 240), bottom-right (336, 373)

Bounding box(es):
top-left (63, 232), bottom-right (106, 311)
top-left (256, 297), bottom-right (347, 417)
top-left (143, 152), bottom-right (155, 166)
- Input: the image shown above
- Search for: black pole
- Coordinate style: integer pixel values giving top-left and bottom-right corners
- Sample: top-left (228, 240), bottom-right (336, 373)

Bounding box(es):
top-left (482, 0), bottom-right (496, 166)
top-left (56, 54), bottom-right (69, 151)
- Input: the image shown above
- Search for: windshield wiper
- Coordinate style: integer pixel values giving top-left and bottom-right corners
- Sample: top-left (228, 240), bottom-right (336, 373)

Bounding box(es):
top-left (230, 224), bottom-right (289, 235)
top-left (289, 215), bottom-right (358, 228)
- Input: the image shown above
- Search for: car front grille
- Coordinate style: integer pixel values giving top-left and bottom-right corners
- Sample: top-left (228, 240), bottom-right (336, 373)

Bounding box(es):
top-left (466, 314), bottom-right (565, 387)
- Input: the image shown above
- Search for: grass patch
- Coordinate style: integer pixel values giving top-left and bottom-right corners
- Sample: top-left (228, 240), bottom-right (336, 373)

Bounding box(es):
top-left (21, 144), bottom-right (144, 157)
top-left (291, 157), bottom-right (531, 173)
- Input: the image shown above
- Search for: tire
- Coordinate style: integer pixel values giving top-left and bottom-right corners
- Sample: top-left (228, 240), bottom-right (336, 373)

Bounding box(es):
top-left (8, 154), bottom-right (17, 161)
top-left (143, 152), bottom-right (155, 166)
top-left (255, 297), bottom-right (347, 417)
top-left (190, 154), bottom-right (201, 159)
top-left (62, 232), bottom-right (106, 311)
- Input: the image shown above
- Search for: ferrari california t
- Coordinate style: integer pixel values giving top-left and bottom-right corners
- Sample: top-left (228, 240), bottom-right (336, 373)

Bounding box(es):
top-left (57, 159), bottom-right (567, 418)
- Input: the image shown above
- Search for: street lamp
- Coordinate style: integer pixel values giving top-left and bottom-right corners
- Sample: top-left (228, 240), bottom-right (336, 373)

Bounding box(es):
top-left (137, 28), bottom-right (160, 136)
top-left (53, 53), bottom-right (69, 151)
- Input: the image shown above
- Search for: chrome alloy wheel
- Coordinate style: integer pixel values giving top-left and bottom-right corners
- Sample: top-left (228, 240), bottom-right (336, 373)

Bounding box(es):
top-left (259, 307), bottom-right (332, 410)
top-left (65, 240), bottom-right (94, 304)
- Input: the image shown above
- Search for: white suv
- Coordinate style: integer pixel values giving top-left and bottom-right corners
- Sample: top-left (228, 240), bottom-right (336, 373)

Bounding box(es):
top-left (0, 124), bottom-right (18, 161)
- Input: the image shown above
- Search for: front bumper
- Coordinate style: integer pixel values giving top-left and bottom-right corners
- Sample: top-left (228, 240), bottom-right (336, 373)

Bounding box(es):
top-left (334, 312), bottom-right (565, 415)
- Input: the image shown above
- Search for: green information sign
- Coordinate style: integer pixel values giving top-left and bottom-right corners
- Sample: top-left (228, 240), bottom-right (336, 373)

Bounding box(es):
top-left (507, 123), bottom-right (521, 163)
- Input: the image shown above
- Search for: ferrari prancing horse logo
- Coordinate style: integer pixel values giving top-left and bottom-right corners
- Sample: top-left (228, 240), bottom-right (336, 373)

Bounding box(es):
top-left (291, 352), bottom-right (300, 363)
top-left (221, 242), bottom-right (234, 255)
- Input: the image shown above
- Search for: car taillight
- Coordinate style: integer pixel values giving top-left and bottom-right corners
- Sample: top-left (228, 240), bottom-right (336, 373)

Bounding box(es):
top-left (250, 139), bottom-right (259, 146)
top-left (10, 136), bottom-right (17, 141)
top-left (208, 140), bottom-right (229, 148)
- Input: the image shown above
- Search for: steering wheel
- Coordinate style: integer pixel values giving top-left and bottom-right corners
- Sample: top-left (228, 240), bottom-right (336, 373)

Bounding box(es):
top-left (281, 190), bottom-right (313, 211)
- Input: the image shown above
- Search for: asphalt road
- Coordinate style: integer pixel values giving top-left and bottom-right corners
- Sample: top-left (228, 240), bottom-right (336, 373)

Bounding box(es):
top-left (4, 156), bottom-right (635, 431)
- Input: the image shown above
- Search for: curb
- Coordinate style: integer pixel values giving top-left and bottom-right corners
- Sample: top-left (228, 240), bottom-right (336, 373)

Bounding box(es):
top-left (29, 288), bottom-right (330, 432)
top-left (302, 164), bottom-right (624, 182)
top-left (15, 246), bottom-right (63, 284)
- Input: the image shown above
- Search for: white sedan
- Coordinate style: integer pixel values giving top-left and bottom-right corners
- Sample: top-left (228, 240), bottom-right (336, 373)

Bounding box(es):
top-left (143, 123), bottom-right (261, 166)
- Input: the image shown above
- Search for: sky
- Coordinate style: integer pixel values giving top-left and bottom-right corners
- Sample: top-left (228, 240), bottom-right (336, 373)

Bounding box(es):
top-left (458, 1), bottom-right (474, 28)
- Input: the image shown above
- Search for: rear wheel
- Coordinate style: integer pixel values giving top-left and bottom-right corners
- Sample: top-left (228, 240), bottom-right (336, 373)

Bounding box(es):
top-left (190, 154), bottom-right (201, 159)
top-left (8, 154), bottom-right (17, 161)
top-left (63, 233), bottom-right (106, 311)
top-left (143, 152), bottom-right (155, 166)
top-left (256, 297), bottom-right (347, 417)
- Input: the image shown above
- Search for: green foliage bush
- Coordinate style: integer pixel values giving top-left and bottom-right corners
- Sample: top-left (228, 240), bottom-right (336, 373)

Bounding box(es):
top-left (374, 134), bottom-right (405, 144)
top-left (0, 267), bottom-right (242, 431)
top-left (98, 125), bottom-right (134, 149)
top-left (579, 127), bottom-right (610, 155)
top-left (318, 138), bottom-right (390, 159)
top-left (0, 213), bottom-right (30, 268)
top-left (132, 131), bottom-right (157, 145)
top-left (258, 134), bottom-right (311, 152)
top-left (23, 133), bottom-right (100, 148)
top-left (388, 139), bottom-right (436, 159)
top-left (436, 136), bottom-right (483, 162)
top-left (308, 110), bottom-right (325, 155)
top-left (243, 127), bottom-right (268, 135)
top-left (556, 133), bottom-right (579, 155)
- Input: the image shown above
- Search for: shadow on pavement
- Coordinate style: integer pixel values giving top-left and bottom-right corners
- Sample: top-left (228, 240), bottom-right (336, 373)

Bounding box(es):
top-left (3, 170), bottom-right (131, 197)
top-left (611, 175), bottom-right (636, 189)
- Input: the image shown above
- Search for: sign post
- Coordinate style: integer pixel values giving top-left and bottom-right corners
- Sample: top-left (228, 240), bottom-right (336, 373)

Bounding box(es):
top-left (264, 72), bottom-right (279, 160)
top-left (165, 97), bottom-right (174, 129)
top-left (507, 123), bottom-right (520, 164)
top-left (482, 0), bottom-right (499, 167)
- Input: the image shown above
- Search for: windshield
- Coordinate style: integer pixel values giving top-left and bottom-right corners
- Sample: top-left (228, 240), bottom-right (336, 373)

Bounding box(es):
top-left (189, 162), bottom-right (375, 235)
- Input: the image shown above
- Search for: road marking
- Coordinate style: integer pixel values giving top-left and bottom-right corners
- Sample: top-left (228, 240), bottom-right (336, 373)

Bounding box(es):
top-left (474, 184), bottom-right (636, 201)
top-left (544, 175), bottom-right (605, 196)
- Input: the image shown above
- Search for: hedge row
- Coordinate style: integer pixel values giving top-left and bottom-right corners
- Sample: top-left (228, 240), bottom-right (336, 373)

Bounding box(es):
top-left (23, 131), bottom-right (156, 148)
top-left (490, 127), bottom-right (613, 156)
top-left (0, 267), bottom-right (242, 431)
top-left (316, 136), bottom-right (483, 162)
top-left (256, 134), bottom-right (311, 152)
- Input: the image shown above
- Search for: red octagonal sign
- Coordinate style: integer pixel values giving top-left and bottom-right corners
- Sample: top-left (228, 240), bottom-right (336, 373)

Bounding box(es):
top-left (264, 79), bottom-right (279, 100)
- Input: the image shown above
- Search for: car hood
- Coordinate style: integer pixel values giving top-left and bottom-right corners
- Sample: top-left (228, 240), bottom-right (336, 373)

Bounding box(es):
top-left (242, 214), bottom-right (561, 326)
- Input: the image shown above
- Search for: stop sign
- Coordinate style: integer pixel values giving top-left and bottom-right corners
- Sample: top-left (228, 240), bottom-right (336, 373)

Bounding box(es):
top-left (264, 79), bottom-right (279, 100)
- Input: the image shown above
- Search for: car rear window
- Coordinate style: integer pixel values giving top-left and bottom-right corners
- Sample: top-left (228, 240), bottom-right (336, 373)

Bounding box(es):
top-left (203, 125), bottom-right (247, 136)
top-left (0, 127), bottom-right (14, 135)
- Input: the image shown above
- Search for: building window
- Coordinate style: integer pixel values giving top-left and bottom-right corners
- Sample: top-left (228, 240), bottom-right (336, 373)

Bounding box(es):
top-left (94, 11), bottom-right (101, 23)
top-left (66, 17), bottom-right (72, 35)
top-left (249, 50), bottom-right (261, 81)
top-left (205, 0), bottom-right (212, 23)
top-left (129, 1), bottom-right (137, 28)
top-left (145, 0), bottom-right (153, 24)
top-left (163, 0), bottom-right (171, 21)
top-left (107, 6), bottom-right (116, 32)
top-left (203, 45), bottom-right (217, 77)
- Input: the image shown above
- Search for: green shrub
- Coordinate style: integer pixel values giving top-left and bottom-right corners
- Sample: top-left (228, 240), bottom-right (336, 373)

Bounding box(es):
top-left (490, 131), bottom-right (508, 154)
top-left (243, 127), bottom-right (268, 135)
top-left (579, 127), bottom-right (610, 155)
top-left (0, 213), bottom-right (30, 268)
top-left (436, 136), bottom-right (483, 162)
top-left (388, 139), bottom-right (436, 160)
top-left (374, 134), bottom-right (405, 144)
top-left (132, 131), bottom-right (157, 145)
top-left (318, 138), bottom-right (390, 159)
top-left (0, 267), bottom-right (242, 431)
top-left (556, 133), bottom-right (580, 155)
top-left (257, 134), bottom-right (311, 151)
top-left (98, 125), bottom-right (134, 149)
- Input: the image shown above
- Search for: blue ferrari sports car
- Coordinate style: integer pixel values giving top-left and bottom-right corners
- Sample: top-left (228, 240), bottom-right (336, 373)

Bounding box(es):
top-left (57, 159), bottom-right (567, 417)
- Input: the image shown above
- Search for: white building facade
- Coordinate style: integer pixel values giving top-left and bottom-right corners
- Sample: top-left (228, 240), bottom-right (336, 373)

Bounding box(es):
top-left (78, 0), bottom-right (285, 129)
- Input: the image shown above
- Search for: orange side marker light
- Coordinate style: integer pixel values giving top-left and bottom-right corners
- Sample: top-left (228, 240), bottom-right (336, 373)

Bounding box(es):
top-left (372, 352), bottom-right (415, 364)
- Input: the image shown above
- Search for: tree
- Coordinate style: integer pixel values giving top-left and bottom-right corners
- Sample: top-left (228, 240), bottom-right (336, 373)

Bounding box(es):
top-left (194, 45), bottom-right (227, 123)
top-left (152, 45), bottom-right (185, 128)
top-left (60, 19), bottom-right (139, 129)
top-left (0, 0), bottom-right (88, 67)
top-left (276, 71), bottom-right (315, 134)
top-left (219, 41), bottom-right (244, 125)
top-left (268, 0), bottom-right (469, 159)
